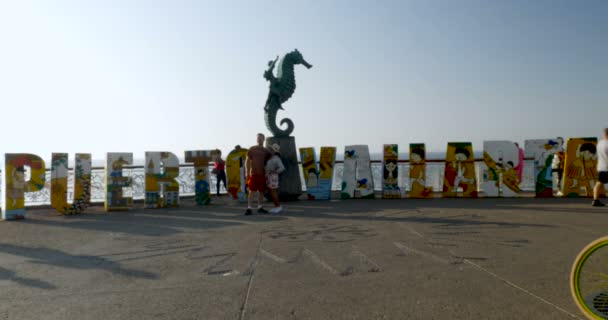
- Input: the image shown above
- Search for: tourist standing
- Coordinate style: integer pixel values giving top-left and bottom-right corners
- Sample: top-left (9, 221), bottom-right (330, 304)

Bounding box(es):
top-left (552, 150), bottom-right (566, 196)
top-left (514, 143), bottom-right (525, 183)
top-left (214, 150), bottom-right (227, 196)
top-left (265, 143), bottom-right (285, 213)
top-left (244, 133), bottom-right (272, 215)
top-left (592, 128), bottom-right (608, 207)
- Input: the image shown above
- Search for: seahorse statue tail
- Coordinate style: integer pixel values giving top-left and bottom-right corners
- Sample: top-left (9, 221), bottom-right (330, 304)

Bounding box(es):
top-left (265, 104), bottom-right (294, 137)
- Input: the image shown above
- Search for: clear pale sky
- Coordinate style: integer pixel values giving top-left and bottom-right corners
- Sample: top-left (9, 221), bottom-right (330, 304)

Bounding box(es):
top-left (1, 0), bottom-right (606, 160)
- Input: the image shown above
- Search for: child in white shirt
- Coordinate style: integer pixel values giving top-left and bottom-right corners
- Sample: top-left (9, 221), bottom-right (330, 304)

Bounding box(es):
top-left (265, 143), bottom-right (286, 213)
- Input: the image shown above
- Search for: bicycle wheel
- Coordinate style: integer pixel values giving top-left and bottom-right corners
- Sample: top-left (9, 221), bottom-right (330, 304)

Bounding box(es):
top-left (571, 236), bottom-right (608, 319)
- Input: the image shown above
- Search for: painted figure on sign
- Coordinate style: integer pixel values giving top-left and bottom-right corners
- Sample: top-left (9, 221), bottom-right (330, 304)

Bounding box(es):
top-left (307, 168), bottom-right (319, 187)
top-left (409, 145), bottom-right (432, 198)
top-left (111, 157), bottom-right (129, 177)
top-left (195, 168), bottom-right (211, 205)
top-left (300, 146), bottom-right (336, 200)
top-left (525, 138), bottom-right (564, 197)
top-left (381, 144), bottom-right (401, 198)
top-left (566, 143), bottom-right (597, 192)
top-left (449, 148), bottom-right (474, 193)
top-left (384, 160), bottom-right (398, 184)
top-left (341, 145), bottom-right (374, 199)
top-left (551, 150), bottom-right (566, 196)
top-left (502, 161), bottom-right (521, 193)
top-left (443, 143), bottom-right (477, 198)
top-left (226, 145), bottom-right (248, 201)
top-left (3, 154), bottom-right (47, 220)
top-left (561, 138), bottom-right (603, 198)
top-left (8, 167), bottom-right (27, 208)
top-left (319, 148), bottom-right (336, 179)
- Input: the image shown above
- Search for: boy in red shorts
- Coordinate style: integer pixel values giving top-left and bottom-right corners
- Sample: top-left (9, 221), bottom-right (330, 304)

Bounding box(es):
top-left (245, 133), bottom-right (272, 215)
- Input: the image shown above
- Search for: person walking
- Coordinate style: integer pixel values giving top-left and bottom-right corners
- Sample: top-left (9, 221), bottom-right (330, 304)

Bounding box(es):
top-left (592, 128), bottom-right (608, 207)
top-left (244, 133), bottom-right (272, 215)
top-left (213, 150), bottom-right (227, 196)
top-left (552, 150), bottom-right (565, 196)
top-left (514, 142), bottom-right (525, 183)
top-left (265, 143), bottom-right (285, 213)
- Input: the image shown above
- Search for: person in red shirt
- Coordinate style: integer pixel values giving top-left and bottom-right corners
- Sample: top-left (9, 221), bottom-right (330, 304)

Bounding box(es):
top-left (244, 133), bottom-right (272, 215)
top-left (213, 150), bottom-right (227, 196)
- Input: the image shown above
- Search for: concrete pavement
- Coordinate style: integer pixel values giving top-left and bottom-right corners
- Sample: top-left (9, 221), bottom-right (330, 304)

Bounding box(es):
top-left (0, 197), bottom-right (606, 319)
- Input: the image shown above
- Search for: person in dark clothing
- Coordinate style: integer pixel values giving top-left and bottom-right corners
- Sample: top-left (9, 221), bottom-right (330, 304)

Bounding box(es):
top-left (213, 150), bottom-right (227, 196)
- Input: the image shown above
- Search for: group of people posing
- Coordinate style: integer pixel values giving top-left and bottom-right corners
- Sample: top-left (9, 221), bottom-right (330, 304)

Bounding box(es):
top-left (242, 133), bottom-right (285, 215)
top-left (211, 133), bottom-right (285, 215)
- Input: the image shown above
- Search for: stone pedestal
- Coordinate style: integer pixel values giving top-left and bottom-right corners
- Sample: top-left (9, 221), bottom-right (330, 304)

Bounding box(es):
top-left (266, 136), bottom-right (302, 201)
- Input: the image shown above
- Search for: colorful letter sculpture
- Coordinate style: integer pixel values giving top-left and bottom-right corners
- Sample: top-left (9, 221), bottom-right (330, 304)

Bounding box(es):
top-left (341, 145), bottom-right (375, 199)
top-left (105, 153), bottom-right (133, 211)
top-left (482, 141), bottom-right (521, 197)
top-left (524, 138), bottom-right (564, 197)
top-left (51, 153), bottom-right (92, 214)
top-left (185, 150), bottom-right (220, 205)
top-left (409, 144), bottom-right (433, 198)
top-left (2, 154), bottom-right (46, 220)
top-left (443, 143), bottom-right (478, 198)
top-left (382, 144), bottom-right (401, 198)
top-left (562, 138), bottom-right (604, 197)
top-left (299, 147), bottom-right (336, 200)
top-left (145, 152), bottom-right (180, 208)
top-left (226, 146), bottom-right (248, 201)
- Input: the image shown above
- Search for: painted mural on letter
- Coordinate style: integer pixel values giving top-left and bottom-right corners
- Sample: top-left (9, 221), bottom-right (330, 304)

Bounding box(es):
top-left (185, 150), bottom-right (219, 205)
top-left (226, 146), bottom-right (248, 202)
top-left (341, 145), bottom-right (374, 199)
top-left (562, 138), bottom-right (604, 197)
top-left (409, 144), bottom-right (433, 198)
top-left (524, 138), bottom-right (564, 197)
top-left (482, 141), bottom-right (521, 197)
top-left (382, 144), bottom-right (401, 199)
top-left (443, 143), bottom-right (477, 198)
top-left (299, 146), bottom-right (336, 200)
top-left (51, 153), bottom-right (92, 214)
top-left (3, 154), bottom-right (46, 220)
top-left (105, 153), bottom-right (133, 211)
top-left (145, 152), bottom-right (180, 208)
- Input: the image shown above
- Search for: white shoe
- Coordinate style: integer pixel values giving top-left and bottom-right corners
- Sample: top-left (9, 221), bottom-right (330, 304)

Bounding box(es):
top-left (270, 206), bottom-right (283, 214)
top-left (556, 191), bottom-right (563, 196)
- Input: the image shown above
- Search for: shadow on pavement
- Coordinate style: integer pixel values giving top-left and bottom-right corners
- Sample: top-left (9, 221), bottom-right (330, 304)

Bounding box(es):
top-left (0, 266), bottom-right (57, 290)
top-left (0, 243), bottom-right (158, 288)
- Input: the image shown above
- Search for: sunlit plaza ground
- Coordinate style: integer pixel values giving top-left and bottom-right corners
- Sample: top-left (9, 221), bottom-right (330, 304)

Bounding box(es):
top-left (0, 196), bottom-right (605, 320)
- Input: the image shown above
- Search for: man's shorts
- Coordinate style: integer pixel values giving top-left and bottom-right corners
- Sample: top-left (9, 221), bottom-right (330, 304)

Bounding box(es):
top-left (248, 174), bottom-right (267, 192)
top-left (599, 171), bottom-right (608, 184)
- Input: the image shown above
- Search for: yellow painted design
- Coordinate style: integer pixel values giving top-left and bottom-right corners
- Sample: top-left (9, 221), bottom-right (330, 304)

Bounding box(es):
top-left (145, 152), bottom-right (180, 208)
top-left (226, 146), bottom-right (248, 201)
top-left (562, 138), bottom-right (604, 197)
top-left (299, 147), bottom-right (336, 200)
top-left (482, 141), bottom-right (521, 197)
top-left (185, 150), bottom-right (220, 205)
top-left (442, 143), bottom-right (478, 198)
top-left (409, 144), bottom-right (432, 198)
top-left (105, 153), bottom-right (133, 211)
top-left (51, 153), bottom-right (92, 215)
top-left (382, 144), bottom-right (401, 199)
top-left (3, 154), bottom-right (46, 220)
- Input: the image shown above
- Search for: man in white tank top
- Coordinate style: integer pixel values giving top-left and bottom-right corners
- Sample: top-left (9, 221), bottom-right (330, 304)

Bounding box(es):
top-left (592, 128), bottom-right (608, 207)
